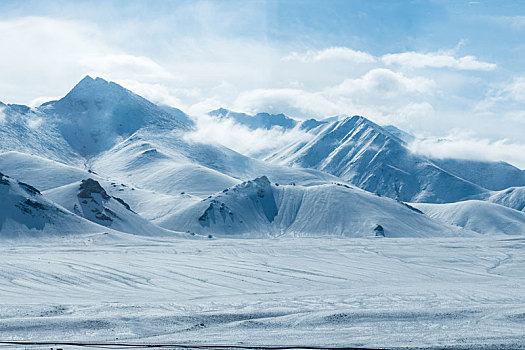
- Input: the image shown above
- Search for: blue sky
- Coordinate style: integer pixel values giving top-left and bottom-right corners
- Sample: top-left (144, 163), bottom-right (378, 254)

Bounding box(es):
top-left (1, 0), bottom-right (525, 165)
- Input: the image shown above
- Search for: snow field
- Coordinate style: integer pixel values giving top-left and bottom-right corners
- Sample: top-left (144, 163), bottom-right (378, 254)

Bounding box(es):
top-left (0, 235), bottom-right (523, 349)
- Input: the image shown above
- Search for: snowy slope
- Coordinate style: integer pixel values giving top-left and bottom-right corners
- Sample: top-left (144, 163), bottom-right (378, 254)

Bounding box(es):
top-left (0, 151), bottom-right (94, 191)
top-left (266, 116), bottom-right (487, 203)
top-left (0, 172), bottom-right (106, 238)
top-left (484, 186), bottom-right (525, 212)
top-left (90, 128), bottom-right (340, 197)
top-left (44, 179), bottom-right (181, 236)
top-left (414, 200), bottom-right (525, 235)
top-left (158, 176), bottom-right (470, 238)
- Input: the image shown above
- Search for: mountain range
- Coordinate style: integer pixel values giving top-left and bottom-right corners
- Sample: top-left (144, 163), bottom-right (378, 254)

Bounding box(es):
top-left (1, 76), bottom-right (524, 238)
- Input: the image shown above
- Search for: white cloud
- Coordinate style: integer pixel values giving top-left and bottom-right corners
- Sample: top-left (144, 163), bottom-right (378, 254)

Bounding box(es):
top-left (116, 80), bottom-right (186, 108)
top-left (409, 133), bottom-right (525, 169)
top-left (187, 97), bottom-right (227, 116)
top-left (283, 47), bottom-right (376, 63)
top-left (0, 17), bottom-right (181, 104)
top-left (491, 15), bottom-right (525, 30)
top-left (28, 96), bottom-right (62, 107)
top-left (506, 15), bottom-right (525, 29)
top-left (184, 113), bottom-right (311, 157)
top-left (326, 68), bottom-right (435, 96)
top-left (284, 47), bottom-right (496, 71)
top-left (381, 52), bottom-right (496, 71)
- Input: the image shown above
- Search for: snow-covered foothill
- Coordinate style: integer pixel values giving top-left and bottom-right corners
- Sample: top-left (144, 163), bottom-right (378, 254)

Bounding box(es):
top-left (484, 186), bottom-right (525, 212)
top-left (414, 200), bottom-right (525, 235)
top-left (0, 172), bottom-right (105, 238)
top-left (159, 176), bottom-right (471, 238)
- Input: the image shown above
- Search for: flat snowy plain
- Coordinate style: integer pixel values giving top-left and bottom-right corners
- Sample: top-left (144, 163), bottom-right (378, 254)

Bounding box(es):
top-left (0, 234), bottom-right (523, 349)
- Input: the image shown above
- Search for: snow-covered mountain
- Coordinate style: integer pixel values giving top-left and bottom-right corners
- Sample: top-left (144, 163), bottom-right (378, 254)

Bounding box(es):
top-left (0, 151), bottom-right (94, 190)
top-left (209, 108), bottom-right (298, 130)
top-left (0, 171), bottom-right (105, 238)
top-left (40, 76), bottom-right (192, 156)
top-left (209, 108), bottom-right (331, 132)
top-left (414, 200), bottom-right (525, 235)
top-left (265, 116), bottom-right (525, 204)
top-left (483, 186), bottom-right (525, 212)
top-left (1, 76), bottom-right (523, 238)
top-left (265, 116), bottom-right (484, 203)
top-left (89, 126), bottom-right (340, 197)
top-left (158, 176), bottom-right (470, 238)
top-left (432, 158), bottom-right (525, 191)
top-left (0, 150), bottom-right (192, 223)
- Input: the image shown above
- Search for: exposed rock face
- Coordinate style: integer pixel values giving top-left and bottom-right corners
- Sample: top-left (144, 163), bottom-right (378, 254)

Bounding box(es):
top-left (74, 178), bottom-right (136, 227)
top-left (78, 178), bottom-right (110, 201)
top-left (76, 179), bottom-right (115, 225)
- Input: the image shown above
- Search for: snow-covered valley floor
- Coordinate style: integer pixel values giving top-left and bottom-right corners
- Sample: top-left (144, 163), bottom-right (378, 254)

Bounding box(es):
top-left (0, 235), bottom-right (524, 349)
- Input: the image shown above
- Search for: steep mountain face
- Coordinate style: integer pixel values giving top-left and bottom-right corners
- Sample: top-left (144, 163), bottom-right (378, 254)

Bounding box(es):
top-left (383, 125), bottom-right (415, 143)
top-left (39, 76), bottom-right (192, 156)
top-left (266, 116), bottom-right (487, 203)
top-left (432, 158), bottom-right (525, 191)
top-left (0, 172), bottom-right (104, 237)
top-left (158, 176), bottom-right (470, 238)
top-left (414, 200), bottom-right (525, 235)
top-left (209, 108), bottom-right (298, 130)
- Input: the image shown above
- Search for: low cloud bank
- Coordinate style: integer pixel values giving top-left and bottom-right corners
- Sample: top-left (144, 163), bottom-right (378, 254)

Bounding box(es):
top-left (409, 133), bottom-right (525, 169)
top-left (184, 113), bottom-right (312, 158)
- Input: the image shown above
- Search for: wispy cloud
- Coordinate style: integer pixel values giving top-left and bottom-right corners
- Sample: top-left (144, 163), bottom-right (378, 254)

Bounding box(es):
top-left (381, 51), bottom-right (496, 71)
top-left (283, 47), bottom-right (376, 63)
top-left (475, 76), bottom-right (525, 115)
top-left (284, 47), bottom-right (496, 71)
